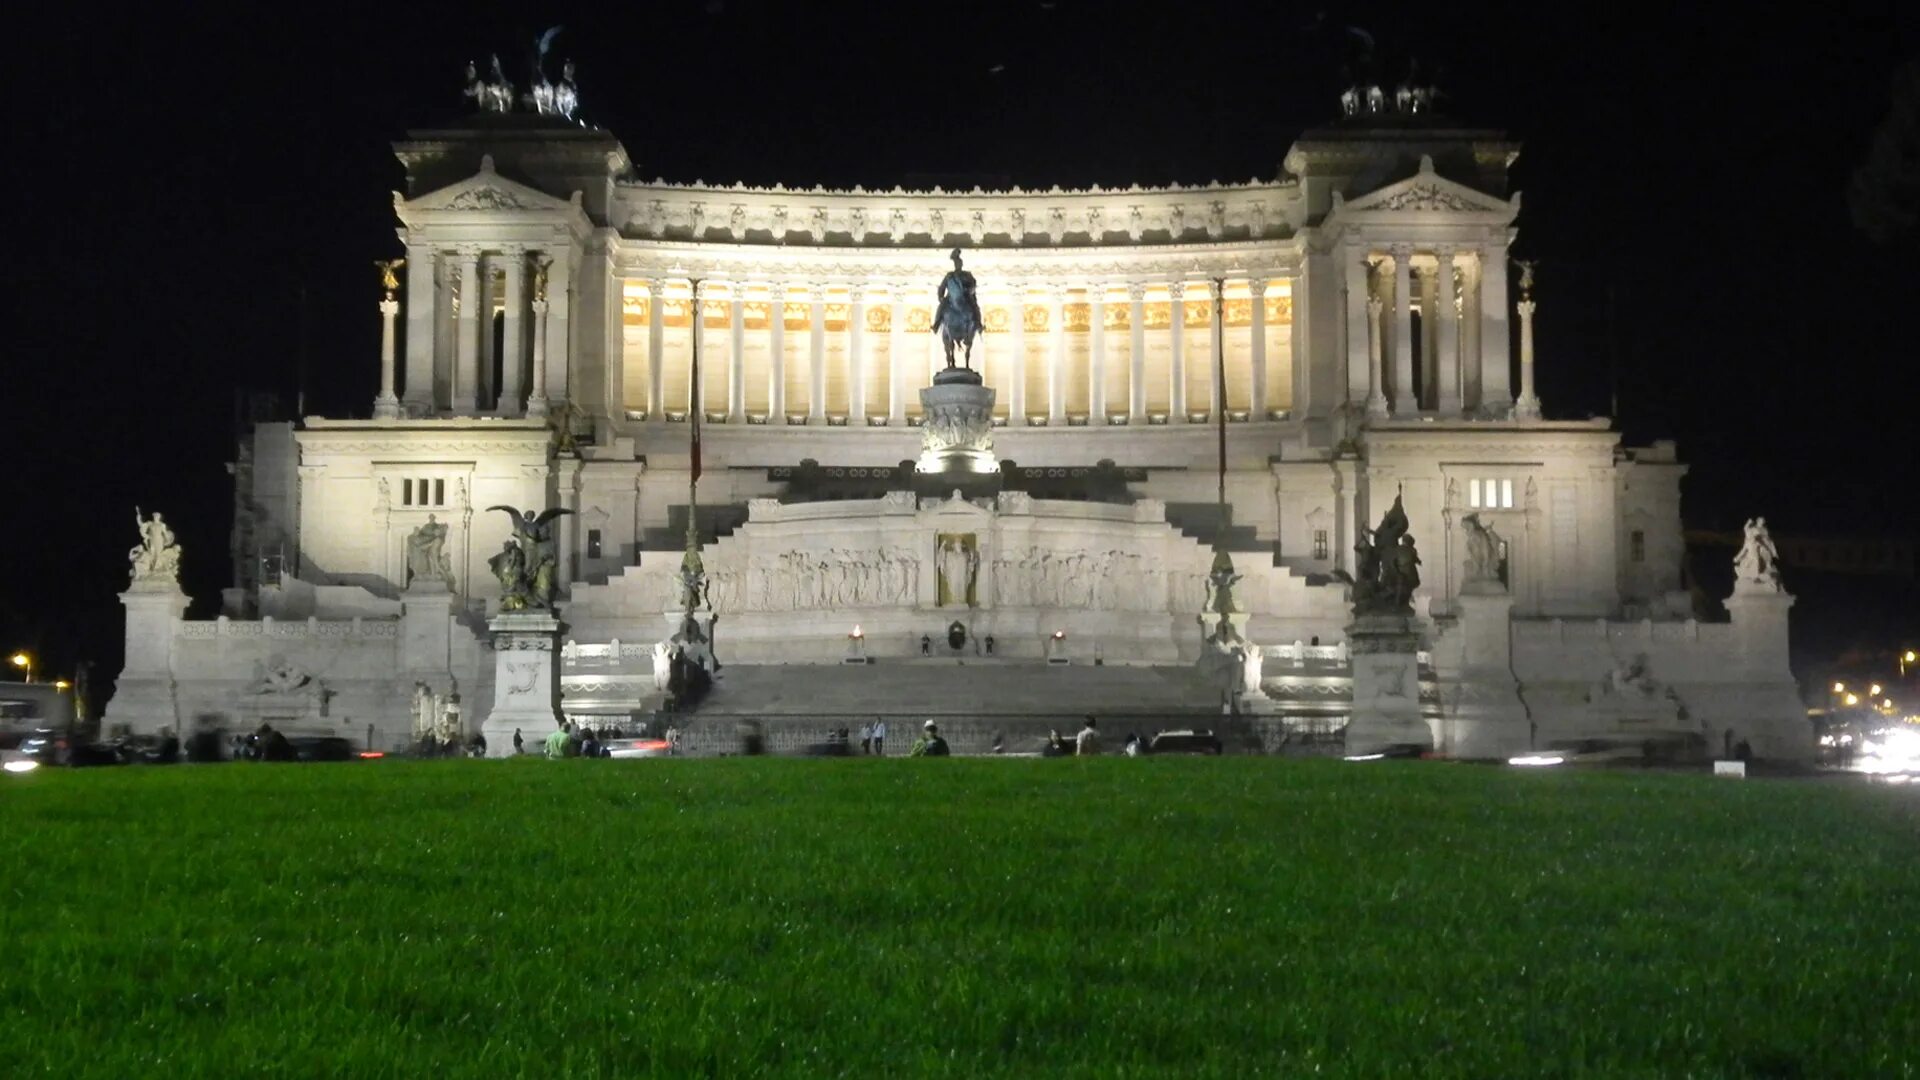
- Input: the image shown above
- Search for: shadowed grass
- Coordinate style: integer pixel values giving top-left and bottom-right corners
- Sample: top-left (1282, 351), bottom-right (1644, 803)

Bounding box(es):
top-left (2, 759), bottom-right (1917, 1077)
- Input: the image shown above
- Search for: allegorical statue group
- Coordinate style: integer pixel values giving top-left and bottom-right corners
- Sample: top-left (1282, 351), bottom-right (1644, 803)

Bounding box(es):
top-left (127, 507), bottom-right (182, 587)
top-left (1338, 494), bottom-right (1423, 616)
top-left (487, 506), bottom-right (573, 611)
top-left (463, 26), bottom-right (581, 121)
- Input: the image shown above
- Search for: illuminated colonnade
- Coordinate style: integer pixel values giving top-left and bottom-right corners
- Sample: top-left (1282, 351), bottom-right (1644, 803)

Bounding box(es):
top-left (617, 276), bottom-right (1295, 427)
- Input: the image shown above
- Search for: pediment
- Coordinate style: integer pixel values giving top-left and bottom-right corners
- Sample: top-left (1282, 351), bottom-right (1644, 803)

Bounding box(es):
top-left (402, 155), bottom-right (574, 213)
top-left (1334, 156), bottom-right (1515, 219)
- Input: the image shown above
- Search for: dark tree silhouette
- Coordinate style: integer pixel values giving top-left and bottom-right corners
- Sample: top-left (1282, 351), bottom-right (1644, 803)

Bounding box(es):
top-left (1851, 61), bottom-right (1920, 244)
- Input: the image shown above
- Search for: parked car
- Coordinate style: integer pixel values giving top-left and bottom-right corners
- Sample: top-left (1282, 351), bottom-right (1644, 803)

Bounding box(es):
top-left (1148, 729), bottom-right (1225, 755)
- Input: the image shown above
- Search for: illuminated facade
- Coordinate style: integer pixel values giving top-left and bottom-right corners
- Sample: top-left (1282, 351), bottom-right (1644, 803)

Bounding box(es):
top-left (103, 105), bottom-right (1811, 761)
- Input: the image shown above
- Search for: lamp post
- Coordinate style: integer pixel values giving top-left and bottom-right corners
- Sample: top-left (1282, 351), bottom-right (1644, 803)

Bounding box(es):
top-left (9, 652), bottom-right (31, 683)
top-left (1901, 650), bottom-right (1916, 678)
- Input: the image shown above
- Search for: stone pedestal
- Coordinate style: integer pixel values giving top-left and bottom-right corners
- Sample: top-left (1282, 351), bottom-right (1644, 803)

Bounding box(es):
top-left (1720, 585), bottom-right (1811, 761)
top-left (483, 611), bottom-right (561, 757)
top-left (1345, 614), bottom-right (1433, 756)
top-left (915, 370), bottom-right (998, 493)
top-left (1444, 591), bottom-right (1529, 759)
top-left (102, 586), bottom-right (191, 735)
top-left (402, 581), bottom-right (455, 674)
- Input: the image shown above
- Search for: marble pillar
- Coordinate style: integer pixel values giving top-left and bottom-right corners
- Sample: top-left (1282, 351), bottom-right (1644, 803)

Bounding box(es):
top-left (374, 297), bottom-right (401, 419)
top-left (1391, 245), bottom-right (1415, 415)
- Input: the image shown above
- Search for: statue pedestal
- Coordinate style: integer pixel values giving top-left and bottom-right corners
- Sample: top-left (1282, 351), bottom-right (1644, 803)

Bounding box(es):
top-left (1345, 614), bottom-right (1433, 756)
top-left (482, 611), bottom-right (561, 757)
top-left (1444, 591), bottom-right (1529, 759)
top-left (915, 376), bottom-right (999, 492)
top-left (101, 584), bottom-right (190, 736)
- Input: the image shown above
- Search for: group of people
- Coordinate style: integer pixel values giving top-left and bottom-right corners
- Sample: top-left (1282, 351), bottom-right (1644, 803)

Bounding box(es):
top-left (1041, 717), bottom-right (1104, 757)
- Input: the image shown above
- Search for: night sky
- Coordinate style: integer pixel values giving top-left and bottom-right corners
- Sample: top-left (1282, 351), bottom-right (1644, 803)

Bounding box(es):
top-left (8, 3), bottom-right (1917, 696)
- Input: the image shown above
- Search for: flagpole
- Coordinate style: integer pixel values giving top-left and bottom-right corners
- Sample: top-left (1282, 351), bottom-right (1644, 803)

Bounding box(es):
top-left (682, 278), bottom-right (704, 601)
top-left (1213, 276), bottom-right (1229, 545)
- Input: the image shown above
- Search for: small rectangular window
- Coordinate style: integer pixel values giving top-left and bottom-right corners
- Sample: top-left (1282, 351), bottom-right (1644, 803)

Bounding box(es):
top-left (434, 479), bottom-right (446, 506)
top-left (1501, 479), bottom-right (1514, 509)
top-left (1313, 529), bottom-right (1329, 560)
top-left (1469, 479), bottom-right (1482, 508)
top-left (587, 529), bottom-right (603, 559)
top-left (1630, 530), bottom-right (1646, 563)
top-left (403, 479), bottom-right (413, 506)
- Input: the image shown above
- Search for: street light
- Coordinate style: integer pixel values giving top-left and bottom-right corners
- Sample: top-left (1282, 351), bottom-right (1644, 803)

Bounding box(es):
top-left (1871, 683), bottom-right (1884, 697)
top-left (54, 680), bottom-right (70, 691)
top-left (1833, 681), bottom-right (1847, 694)
top-left (1903, 650), bottom-right (1917, 677)
top-left (1845, 693), bottom-right (1860, 706)
top-left (8, 652), bottom-right (30, 683)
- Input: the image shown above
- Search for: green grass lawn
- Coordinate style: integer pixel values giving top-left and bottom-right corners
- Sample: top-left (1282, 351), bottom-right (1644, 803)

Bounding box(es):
top-left (2, 759), bottom-right (1917, 1078)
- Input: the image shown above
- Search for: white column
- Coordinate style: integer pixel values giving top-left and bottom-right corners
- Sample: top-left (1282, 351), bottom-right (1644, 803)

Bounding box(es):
top-left (1128, 282), bottom-right (1147, 421)
top-left (808, 285), bottom-right (826, 423)
top-left (768, 283), bottom-right (786, 424)
top-left (1089, 285), bottom-right (1107, 425)
top-left (1168, 280), bottom-right (1187, 420)
top-left (646, 279), bottom-right (666, 420)
top-left (1479, 244), bottom-right (1514, 411)
top-left (1390, 244), bottom-right (1415, 415)
top-left (476, 254), bottom-right (496, 410)
top-left (1515, 298), bottom-right (1541, 419)
top-left (501, 250), bottom-right (526, 416)
top-left (1344, 243), bottom-right (1371, 406)
top-left (453, 249), bottom-right (480, 413)
top-left (889, 286), bottom-right (910, 424)
top-left (691, 280), bottom-right (713, 417)
top-left (374, 297), bottom-right (401, 418)
top-left (1008, 285), bottom-right (1026, 426)
top-left (527, 299), bottom-right (551, 418)
top-left (1436, 247), bottom-right (1461, 416)
top-left (1247, 277), bottom-right (1267, 420)
top-left (402, 246), bottom-right (435, 414)
top-left (544, 253), bottom-right (573, 406)
top-left (728, 283), bottom-right (746, 422)
top-left (1418, 263), bottom-right (1439, 410)
top-left (849, 285), bottom-right (867, 423)
top-left (1365, 296), bottom-right (1388, 419)
top-left (1047, 288), bottom-right (1066, 424)
top-left (1289, 262), bottom-right (1308, 419)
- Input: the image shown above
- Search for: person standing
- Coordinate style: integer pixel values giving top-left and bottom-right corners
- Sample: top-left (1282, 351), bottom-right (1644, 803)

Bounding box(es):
top-left (1075, 715), bottom-right (1100, 756)
top-left (544, 722), bottom-right (571, 759)
top-left (872, 719), bottom-right (888, 757)
top-left (910, 720), bottom-right (951, 757)
top-left (860, 722), bottom-right (873, 755)
top-left (512, 728), bottom-right (524, 756)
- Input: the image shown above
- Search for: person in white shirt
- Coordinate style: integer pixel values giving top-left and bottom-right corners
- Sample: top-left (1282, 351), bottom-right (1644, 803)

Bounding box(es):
top-left (1075, 715), bottom-right (1100, 756)
top-left (872, 720), bottom-right (888, 756)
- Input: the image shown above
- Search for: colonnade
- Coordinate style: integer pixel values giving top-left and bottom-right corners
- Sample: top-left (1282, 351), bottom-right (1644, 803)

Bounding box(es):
top-left (394, 244), bottom-right (570, 417)
top-left (621, 275), bottom-right (1295, 427)
top-left (1345, 241), bottom-right (1512, 418)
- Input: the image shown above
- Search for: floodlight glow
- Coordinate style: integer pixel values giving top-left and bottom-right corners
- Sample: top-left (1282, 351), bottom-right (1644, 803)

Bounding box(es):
top-left (1344, 753), bottom-right (1385, 761)
top-left (1508, 754), bottom-right (1565, 767)
top-left (3, 759), bottom-right (38, 774)
top-left (1871, 684), bottom-right (1884, 697)
top-left (1833, 682), bottom-right (1847, 693)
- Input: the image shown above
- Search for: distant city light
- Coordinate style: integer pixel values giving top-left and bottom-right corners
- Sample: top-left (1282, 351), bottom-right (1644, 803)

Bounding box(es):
top-left (1845, 693), bottom-right (1861, 706)
top-left (1833, 681), bottom-right (1847, 693)
top-left (1871, 683), bottom-right (1884, 697)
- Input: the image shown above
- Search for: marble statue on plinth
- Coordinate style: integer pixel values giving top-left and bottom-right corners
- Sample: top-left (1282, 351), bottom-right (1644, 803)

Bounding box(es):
top-left (1460, 512), bottom-right (1504, 589)
top-left (1335, 494), bottom-right (1422, 616)
top-left (937, 534), bottom-right (978, 607)
top-left (931, 248), bottom-right (983, 371)
top-left (1733, 516), bottom-right (1784, 592)
top-left (405, 514), bottom-right (453, 588)
top-left (487, 506), bottom-right (574, 610)
top-left (127, 507), bottom-right (182, 588)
